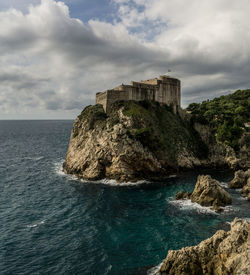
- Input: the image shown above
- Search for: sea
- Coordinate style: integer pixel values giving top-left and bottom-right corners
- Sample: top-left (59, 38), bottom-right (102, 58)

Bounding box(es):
top-left (0, 120), bottom-right (249, 275)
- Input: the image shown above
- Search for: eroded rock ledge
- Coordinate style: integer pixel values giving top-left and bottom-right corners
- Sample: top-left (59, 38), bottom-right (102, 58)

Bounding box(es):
top-left (158, 218), bottom-right (250, 275)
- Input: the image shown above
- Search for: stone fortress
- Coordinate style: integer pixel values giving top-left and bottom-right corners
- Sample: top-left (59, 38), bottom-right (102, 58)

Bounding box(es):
top-left (95, 75), bottom-right (181, 113)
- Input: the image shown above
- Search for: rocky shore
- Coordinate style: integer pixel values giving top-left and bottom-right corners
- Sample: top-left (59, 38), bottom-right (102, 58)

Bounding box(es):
top-left (175, 175), bottom-right (232, 212)
top-left (158, 218), bottom-right (250, 275)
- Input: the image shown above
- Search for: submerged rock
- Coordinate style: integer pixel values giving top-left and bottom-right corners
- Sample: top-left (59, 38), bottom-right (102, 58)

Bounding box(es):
top-left (190, 175), bottom-right (232, 207)
top-left (158, 218), bottom-right (250, 275)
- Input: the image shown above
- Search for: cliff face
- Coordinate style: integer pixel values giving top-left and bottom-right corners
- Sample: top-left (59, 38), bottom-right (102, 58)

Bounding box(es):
top-left (63, 101), bottom-right (211, 182)
top-left (63, 100), bottom-right (247, 182)
top-left (159, 218), bottom-right (250, 275)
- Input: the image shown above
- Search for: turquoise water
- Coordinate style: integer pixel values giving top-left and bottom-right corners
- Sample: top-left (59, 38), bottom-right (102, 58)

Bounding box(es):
top-left (0, 120), bottom-right (249, 274)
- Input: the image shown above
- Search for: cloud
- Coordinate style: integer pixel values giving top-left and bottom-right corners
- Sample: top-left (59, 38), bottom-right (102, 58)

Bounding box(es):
top-left (0, 0), bottom-right (250, 118)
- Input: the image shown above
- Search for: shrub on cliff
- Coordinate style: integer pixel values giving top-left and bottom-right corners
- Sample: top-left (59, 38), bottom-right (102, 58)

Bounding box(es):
top-left (187, 89), bottom-right (250, 151)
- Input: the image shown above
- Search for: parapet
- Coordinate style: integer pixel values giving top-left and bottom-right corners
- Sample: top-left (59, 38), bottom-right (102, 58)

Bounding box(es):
top-left (159, 75), bottom-right (180, 85)
top-left (95, 75), bottom-right (181, 113)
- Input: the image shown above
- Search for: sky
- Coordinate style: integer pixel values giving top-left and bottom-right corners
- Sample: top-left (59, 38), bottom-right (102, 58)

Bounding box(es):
top-left (0, 0), bottom-right (249, 119)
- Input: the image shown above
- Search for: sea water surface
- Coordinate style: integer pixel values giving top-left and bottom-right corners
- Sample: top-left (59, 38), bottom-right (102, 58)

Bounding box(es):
top-left (0, 120), bottom-right (249, 275)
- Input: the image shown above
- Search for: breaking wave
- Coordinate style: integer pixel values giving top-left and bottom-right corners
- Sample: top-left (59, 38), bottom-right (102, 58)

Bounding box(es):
top-left (54, 160), bottom-right (150, 186)
top-left (169, 199), bottom-right (234, 214)
top-left (147, 262), bottom-right (163, 275)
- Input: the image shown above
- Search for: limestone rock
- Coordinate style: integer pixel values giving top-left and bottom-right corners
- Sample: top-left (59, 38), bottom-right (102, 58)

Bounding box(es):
top-left (229, 170), bottom-right (247, 189)
top-left (190, 175), bottom-right (232, 207)
top-left (158, 218), bottom-right (250, 275)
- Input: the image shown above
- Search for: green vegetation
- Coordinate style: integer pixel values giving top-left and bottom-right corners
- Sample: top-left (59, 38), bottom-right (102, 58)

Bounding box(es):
top-left (187, 90), bottom-right (250, 150)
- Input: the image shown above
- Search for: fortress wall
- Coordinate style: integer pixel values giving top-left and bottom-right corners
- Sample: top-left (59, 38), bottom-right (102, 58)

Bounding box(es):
top-left (136, 78), bottom-right (159, 85)
top-left (95, 75), bottom-right (181, 114)
top-left (96, 91), bottom-right (108, 112)
top-left (128, 82), bottom-right (158, 101)
top-left (130, 87), bottom-right (155, 101)
top-left (106, 89), bottom-right (129, 113)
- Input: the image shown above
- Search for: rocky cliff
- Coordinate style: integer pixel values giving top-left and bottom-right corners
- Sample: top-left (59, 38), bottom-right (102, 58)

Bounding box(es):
top-left (158, 218), bottom-right (250, 275)
top-left (63, 101), bottom-right (211, 182)
top-left (63, 100), bottom-right (246, 182)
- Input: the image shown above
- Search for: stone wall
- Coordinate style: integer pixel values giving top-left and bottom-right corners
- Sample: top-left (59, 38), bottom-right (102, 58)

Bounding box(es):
top-left (106, 89), bottom-right (129, 113)
top-left (95, 75), bottom-right (181, 113)
top-left (95, 91), bottom-right (108, 111)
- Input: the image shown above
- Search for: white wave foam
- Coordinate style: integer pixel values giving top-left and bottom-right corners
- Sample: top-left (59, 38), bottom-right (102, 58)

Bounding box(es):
top-left (170, 199), bottom-right (236, 214)
top-left (54, 160), bottom-right (78, 180)
top-left (236, 195), bottom-right (248, 201)
top-left (77, 177), bottom-right (149, 186)
top-left (97, 178), bottom-right (149, 186)
top-left (147, 262), bottom-right (163, 275)
top-left (27, 220), bottom-right (45, 228)
top-left (220, 181), bottom-right (228, 188)
top-left (54, 160), bottom-right (178, 186)
top-left (222, 205), bottom-right (234, 213)
top-left (54, 160), bottom-right (150, 186)
top-left (168, 174), bottom-right (177, 178)
top-left (170, 199), bottom-right (217, 214)
top-left (54, 160), bottom-right (66, 176)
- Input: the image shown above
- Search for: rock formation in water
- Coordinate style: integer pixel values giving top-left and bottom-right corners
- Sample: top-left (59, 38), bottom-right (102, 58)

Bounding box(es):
top-left (191, 175), bottom-right (232, 207)
top-left (158, 218), bottom-right (250, 275)
top-left (175, 175), bottom-right (232, 212)
top-left (229, 169), bottom-right (250, 200)
top-left (63, 101), bottom-right (209, 182)
top-left (229, 170), bottom-right (248, 188)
